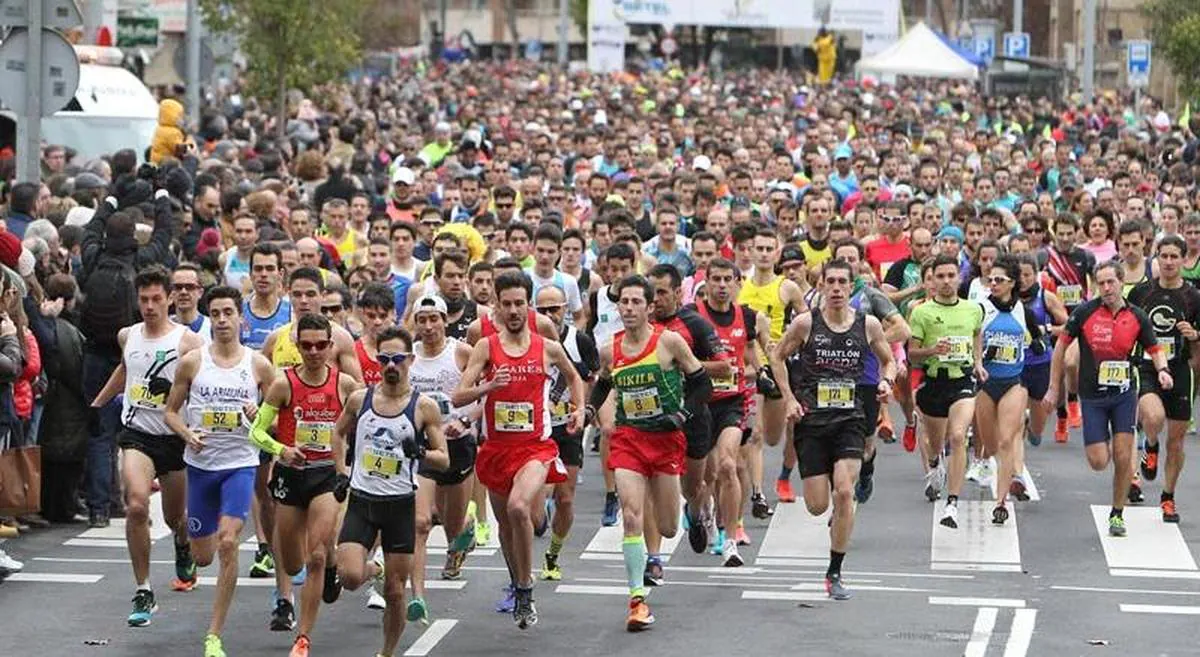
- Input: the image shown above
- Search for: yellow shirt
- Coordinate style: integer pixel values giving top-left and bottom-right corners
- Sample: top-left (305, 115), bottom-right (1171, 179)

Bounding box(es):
top-left (738, 275), bottom-right (787, 341)
top-left (271, 322), bottom-right (302, 369)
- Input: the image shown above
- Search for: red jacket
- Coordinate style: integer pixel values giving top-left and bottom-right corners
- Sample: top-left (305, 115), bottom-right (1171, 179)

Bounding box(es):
top-left (14, 330), bottom-right (39, 420)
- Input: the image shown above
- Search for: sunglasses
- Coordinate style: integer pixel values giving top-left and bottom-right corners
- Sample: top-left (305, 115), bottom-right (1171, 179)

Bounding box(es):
top-left (321, 305), bottom-right (343, 314)
top-left (881, 216), bottom-right (905, 224)
top-left (174, 283), bottom-right (201, 291)
top-left (299, 340), bottom-right (332, 351)
top-left (537, 304), bottom-right (566, 313)
top-left (495, 202), bottom-right (514, 209)
top-left (376, 353), bottom-right (411, 366)
top-left (988, 276), bottom-right (1013, 284)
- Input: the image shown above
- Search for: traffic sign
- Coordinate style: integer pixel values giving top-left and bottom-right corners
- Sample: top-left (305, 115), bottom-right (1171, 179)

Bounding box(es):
top-left (974, 34), bottom-right (995, 62)
top-left (524, 39), bottom-right (543, 60)
top-left (0, 27), bottom-right (80, 116)
top-left (1003, 32), bottom-right (1030, 58)
top-left (661, 36), bottom-right (677, 57)
top-left (117, 15), bottom-right (159, 48)
top-left (1127, 39), bottom-right (1151, 88)
top-left (0, 0), bottom-right (81, 30)
top-left (172, 37), bottom-right (214, 81)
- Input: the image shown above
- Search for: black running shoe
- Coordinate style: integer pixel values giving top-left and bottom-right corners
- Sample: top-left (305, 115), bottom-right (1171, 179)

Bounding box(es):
top-left (685, 504), bottom-right (707, 554)
top-left (854, 471), bottom-right (874, 504)
top-left (751, 493), bottom-right (772, 519)
top-left (643, 557), bottom-right (665, 587)
top-left (270, 597), bottom-right (296, 631)
top-left (513, 587), bottom-right (538, 629)
top-left (1128, 481), bottom-right (1145, 505)
top-left (322, 564), bottom-right (341, 604)
top-left (991, 504), bottom-right (1009, 525)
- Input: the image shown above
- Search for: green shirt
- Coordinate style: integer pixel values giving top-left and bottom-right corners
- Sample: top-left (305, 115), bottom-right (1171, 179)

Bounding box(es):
top-left (612, 330), bottom-right (684, 432)
top-left (909, 298), bottom-right (984, 379)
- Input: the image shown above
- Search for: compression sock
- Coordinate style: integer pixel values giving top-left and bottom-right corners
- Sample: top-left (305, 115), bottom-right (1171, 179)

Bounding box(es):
top-left (450, 525), bottom-right (475, 553)
top-left (548, 533), bottom-right (566, 557)
top-left (622, 535), bottom-right (648, 598)
top-left (827, 550), bottom-right (846, 579)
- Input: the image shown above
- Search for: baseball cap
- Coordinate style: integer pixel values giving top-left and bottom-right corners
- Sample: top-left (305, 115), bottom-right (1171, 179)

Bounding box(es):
top-left (692, 155), bottom-right (712, 171)
top-left (391, 167), bottom-right (416, 186)
top-left (413, 294), bottom-right (447, 317)
top-left (938, 226), bottom-right (965, 244)
top-left (778, 246), bottom-right (805, 268)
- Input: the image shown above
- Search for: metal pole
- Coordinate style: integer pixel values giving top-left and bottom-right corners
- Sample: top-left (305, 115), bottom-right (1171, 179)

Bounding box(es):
top-left (186, 0), bottom-right (201, 129)
top-left (83, 0), bottom-right (103, 44)
top-left (1081, 0), bottom-right (1096, 101)
top-left (556, 0), bottom-right (568, 65)
top-left (18, 3), bottom-right (44, 184)
top-left (440, 0), bottom-right (448, 51)
top-left (1013, 0), bottom-right (1023, 34)
top-left (925, 0), bottom-right (933, 25)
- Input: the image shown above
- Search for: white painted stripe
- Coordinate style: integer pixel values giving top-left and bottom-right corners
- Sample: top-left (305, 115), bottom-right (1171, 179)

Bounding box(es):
top-left (964, 607), bottom-right (998, 657)
top-left (1003, 608), bottom-right (1037, 657)
top-left (757, 501), bottom-right (832, 559)
top-left (4, 572), bottom-right (104, 583)
top-left (991, 466), bottom-right (1041, 502)
top-left (789, 582), bottom-right (940, 593)
top-left (64, 538), bottom-right (127, 548)
top-left (77, 493), bottom-right (171, 541)
top-left (35, 557), bottom-right (173, 565)
top-left (1052, 585), bottom-right (1200, 597)
top-left (932, 562), bottom-right (1022, 573)
top-left (929, 596), bottom-right (1025, 608)
top-left (580, 502), bottom-right (684, 556)
top-left (571, 576), bottom-right (795, 590)
top-left (704, 574), bottom-right (881, 584)
top-left (195, 576), bottom-right (468, 591)
top-left (1110, 568), bottom-right (1200, 580)
top-left (930, 501), bottom-right (1021, 568)
top-left (425, 580), bottom-right (467, 590)
top-left (748, 565), bottom-right (976, 580)
top-left (404, 619), bottom-right (458, 657)
top-left (555, 584), bottom-right (629, 595)
top-left (753, 557), bottom-right (830, 567)
top-left (1091, 505), bottom-right (1198, 571)
top-left (740, 590), bottom-right (830, 602)
top-left (1120, 603), bottom-right (1200, 615)
top-left (579, 553), bottom-right (624, 562)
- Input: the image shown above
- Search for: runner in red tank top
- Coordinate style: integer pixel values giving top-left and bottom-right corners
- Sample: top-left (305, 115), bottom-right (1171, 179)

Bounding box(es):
top-left (354, 282), bottom-right (398, 387)
top-left (248, 313), bottom-right (360, 653)
top-left (453, 272), bottom-right (586, 629)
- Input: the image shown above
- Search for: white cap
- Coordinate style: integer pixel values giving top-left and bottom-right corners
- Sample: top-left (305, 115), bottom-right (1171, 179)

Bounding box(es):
top-left (413, 294), bottom-right (447, 317)
top-left (16, 248), bottom-right (34, 278)
top-left (435, 121), bottom-right (451, 133)
top-left (692, 155), bottom-right (712, 171)
top-left (570, 99), bottom-right (583, 111)
top-left (593, 110), bottom-right (608, 126)
top-left (524, 121), bottom-right (543, 133)
top-left (391, 166), bottom-right (416, 186)
top-left (65, 205), bottom-right (95, 227)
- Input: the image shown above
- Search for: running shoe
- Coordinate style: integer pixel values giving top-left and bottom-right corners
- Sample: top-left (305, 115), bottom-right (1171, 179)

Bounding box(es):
top-left (87, 512), bottom-right (110, 529)
top-left (855, 468), bottom-right (875, 504)
top-left (751, 492), bottom-right (773, 519)
top-left (644, 556), bottom-right (665, 586)
top-left (684, 503), bottom-right (707, 553)
top-left (1009, 476), bottom-right (1030, 502)
top-left (1054, 418), bottom-right (1069, 444)
top-left (367, 549), bottom-right (386, 609)
top-left (939, 502), bottom-right (959, 529)
top-left (825, 574), bottom-right (852, 600)
top-left (534, 499), bottom-right (551, 538)
top-left (443, 549), bottom-right (468, 580)
top-left (366, 587), bottom-right (386, 610)
top-left (991, 504), bottom-right (1009, 525)
top-left (127, 589), bottom-right (157, 627)
top-left (1026, 423), bottom-right (1042, 447)
top-left (1068, 400), bottom-right (1082, 429)
top-left (172, 541), bottom-right (197, 592)
top-left (1163, 498), bottom-right (1180, 524)
top-left (1142, 443), bottom-right (1160, 481)
top-left (710, 528), bottom-right (726, 556)
top-left (407, 596), bottom-right (430, 625)
top-left (965, 459), bottom-right (983, 484)
top-left (289, 634), bottom-right (310, 657)
top-left (249, 544), bottom-right (275, 578)
top-left (204, 633), bottom-right (226, 657)
top-left (902, 422), bottom-right (918, 453)
top-left (321, 564), bottom-right (341, 604)
top-left (1129, 478), bottom-right (1145, 504)
top-left (1109, 515), bottom-right (1127, 537)
top-left (626, 596), bottom-right (655, 632)
top-left (734, 524), bottom-right (751, 546)
top-left (722, 539), bottom-right (743, 567)
top-left (476, 521), bottom-right (492, 546)
top-left (495, 585), bottom-right (516, 613)
top-left (602, 492), bottom-right (619, 527)
top-left (513, 587), bottom-right (538, 629)
top-left (978, 457), bottom-right (996, 489)
top-left (0, 548), bottom-right (23, 574)
top-left (878, 411), bottom-right (895, 443)
top-left (291, 565), bottom-right (307, 586)
top-left (923, 459), bottom-right (944, 502)
top-left (775, 478), bottom-right (797, 503)
top-left (702, 513), bottom-right (719, 553)
top-left (541, 551), bottom-right (562, 581)
top-left (270, 597), bottom-right (296, 631)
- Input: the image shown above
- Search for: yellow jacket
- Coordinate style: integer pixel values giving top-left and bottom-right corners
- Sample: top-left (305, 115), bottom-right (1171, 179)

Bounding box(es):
top-left (150, 99), bottom-right (186, 164)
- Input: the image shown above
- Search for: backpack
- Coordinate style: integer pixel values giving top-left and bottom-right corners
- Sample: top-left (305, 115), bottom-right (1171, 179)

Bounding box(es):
top-left (80, 253), bottom-right (136, 350)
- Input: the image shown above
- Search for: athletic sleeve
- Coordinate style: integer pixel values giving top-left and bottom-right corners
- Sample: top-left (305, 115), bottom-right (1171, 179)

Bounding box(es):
top-left (1063, 301), bottom-right (1089, 339)
top-left (909, 304), bottom-right (927, 343)
top-left (742, 305), bottom-right (758, 343)
top-left (865, 287), bottom-right (900, 319)
top-left (681, 309), bottom-right (721, 360)
top-left (577, 333), bottom-right (600, 379)
top-left (1134, 306), bottom-right (1160, 352)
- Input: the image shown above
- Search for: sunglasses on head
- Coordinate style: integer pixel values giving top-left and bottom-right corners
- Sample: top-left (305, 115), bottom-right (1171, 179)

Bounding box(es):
top-left (376, 352), bottom-right (411, 366)
top-left (299, 340), bottom-right (331, 351)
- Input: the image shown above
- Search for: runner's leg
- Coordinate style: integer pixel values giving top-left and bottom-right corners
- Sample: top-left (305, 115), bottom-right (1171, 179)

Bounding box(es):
top-left (296, 492), bottom-right (340, 636)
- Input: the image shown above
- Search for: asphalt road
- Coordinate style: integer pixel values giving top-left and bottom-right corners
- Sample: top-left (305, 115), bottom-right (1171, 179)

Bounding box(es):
top-left (5, 415), bottom-right (1200, 656)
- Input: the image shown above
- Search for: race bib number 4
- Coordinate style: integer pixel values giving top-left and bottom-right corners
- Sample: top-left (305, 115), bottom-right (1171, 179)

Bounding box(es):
top-left (361, 449), bottom-right (400, 478)
top-left (494, 401), bottom-right (534, 432)
top-left (816, 380), bottom-right (855, 409)
top-left (1059, 285), bottom-right (1083, 306)
top-left (129, 381), bottom-right (165, 410)
top-left (296, 420), bottom-right (333, 451)
top-left (1098, 360), bottom-right (1131, 387)
top-left (621, 388), bottom-right (663, 419)
top-left (200, 406), bottom-right (241, 431)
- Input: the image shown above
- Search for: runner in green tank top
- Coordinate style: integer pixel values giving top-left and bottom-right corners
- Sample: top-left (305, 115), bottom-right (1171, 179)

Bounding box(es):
top-left (612, 335), bottom-right (684, 432)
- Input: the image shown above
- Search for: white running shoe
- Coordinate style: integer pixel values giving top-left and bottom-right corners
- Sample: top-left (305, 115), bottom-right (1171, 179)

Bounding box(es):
top-left (978, 457), bottom-right (996, 489)
top-left (924, 458), bottom-right (945, 501)
top-left (722, 540), bottom-right (743, 567)
top-left (965, 458), bottom-right (983, 484)
top-left (0, 548), bottom-right (23, 573)
top-left (939, 502), bottom-right (959, 529)
top-left (366, 587), bottom-right (386, 610)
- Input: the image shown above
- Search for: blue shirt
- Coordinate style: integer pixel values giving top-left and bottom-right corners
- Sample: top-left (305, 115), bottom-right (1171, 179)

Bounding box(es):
top-left (980, 296), bottom-right (1028, 380)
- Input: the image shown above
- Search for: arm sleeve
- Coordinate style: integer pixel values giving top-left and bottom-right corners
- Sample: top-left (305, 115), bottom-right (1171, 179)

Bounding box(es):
top-left (139, 195), bottom-right (178, 270)
top-left (909, 306), bottom-right (926, 342)
top-left (248, 403), bottom-right (285, 456)
top-left (742, 305), bottom-right (757, 343)
top-left (80, 199), bottom-right (117, 282)
top-left (588, 375), bottom-right (612, 410)
top-left (682, 310), bottom-right (721, 360)
top-left (867, 287), bottom-right (899, 319)
top-left (1135, 307), bottom-right (1161, 351)
top-left (578, 334), bottom-right (600, 379)
top-left (683, 366), bottom-right (713, 409)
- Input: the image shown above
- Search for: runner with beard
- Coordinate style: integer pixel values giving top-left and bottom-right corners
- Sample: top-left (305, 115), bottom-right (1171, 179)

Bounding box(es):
top-left (1044, 214), bottom-right (1095, 442)
top-left (402, 251), bottom-right (486, 341)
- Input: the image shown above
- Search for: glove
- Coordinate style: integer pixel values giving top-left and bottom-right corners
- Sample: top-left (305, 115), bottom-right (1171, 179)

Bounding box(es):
top-left (757, 366), bottom-right (783, 400)
top-left (333, 473), bottom-right (350, 503)
top-left (401, 436), bottom-right (426, 460)
top-left (160, 165), bottom-right (193, 202)
top-left (136, 162), bottom-right (157, 181)
top-left (112, 175), bottom-right (152, 210)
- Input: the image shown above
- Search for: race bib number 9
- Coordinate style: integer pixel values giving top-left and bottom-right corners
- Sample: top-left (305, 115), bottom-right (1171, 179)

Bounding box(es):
top-left (494, 401), bottom-right (534, 432)
top-left (200, 406), bottom-right (241, 431)
top-left (1059, 285), bottom-right (1083, 306)
top-left (296, 420), bottom-right (333, 451)
top-left (1098, 360), bottom-right (1131, 387)
top-left (621, 388), bottom-right (663, 419)
top-left (129, 381), bottom-right (165, 410)
top-left (816, 380), bottom-right (855, 409)
top-left (361, 449), bottom-right (399, 477)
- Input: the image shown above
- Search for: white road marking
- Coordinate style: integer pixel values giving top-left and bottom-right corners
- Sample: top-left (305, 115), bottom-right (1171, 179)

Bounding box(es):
top-left (580, 503), bottom-right (683, 559)
top-left (757, 502), bottom-right (831, 559)
top-left (1003, 608), bottom-right (1037, 657)
top-left (964, 607), bottom-right (998, 657)
top-left (1120, 603), bottom-right (1200, 615)
top-left (77, 493), bottom-right (171, 541)
top-left (740, 590), bottom-right (833, 602)
top-left (753, 557), bottom-right (832, 567)
top-left (1110, 568), bottom-right (1200, 580)
top-left (789, 583), bottom-right (940, 593)
top-left (554, 584), bottom-right (629, 595)
top-left (1052, 585), bottom-right (1200, 597)
top-left (3, 573), bottom-right (104, 583)
top-left (931, 562), bottom-right (1022, 573)
top-left (64, 538), bottom-right (127, 548)
top-left (930, 501), bottom-right (1021, 571)
top-left (929, 596), bottom-right (1026, 608)
top-left (403, 619), bottom-right (458, 656)
top-left (35, 557), bottom-right (173, 565)
top-left (1090, 505), bottom-right (1198, 572)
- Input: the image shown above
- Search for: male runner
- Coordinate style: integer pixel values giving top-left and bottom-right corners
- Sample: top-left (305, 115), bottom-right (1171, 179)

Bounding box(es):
top-left (333, 325), bottom-right (450, 657)
top-left (908, 254), bottom-right (984, 529)
top-left (774, 259), bottom-right (895, 599)
top-left (592, 274), bottom-right (712, 630)
top-left (1126, 236), bottom-right (1200, 523)
top-left (171, 263), bottom-right (212, 343)
top-left (1045, 261), bottom-right (1169, 536)
top-left (452, 271), bottom-right (586, 629)
top-left (262, 267), bottom-right (364, 380)
top-left (249, 313), bottom-right (361, 657)
top-left (90, 265), bottom-right (205, 625)
top-left (1045, 213), bottom-right (1095, 440)
top-left (163, 286), bottom-right (275, 657)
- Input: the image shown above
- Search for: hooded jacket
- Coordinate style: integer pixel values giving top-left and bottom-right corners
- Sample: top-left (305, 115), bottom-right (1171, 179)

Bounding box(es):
top-left (150, 99), bottom-right (186, 164)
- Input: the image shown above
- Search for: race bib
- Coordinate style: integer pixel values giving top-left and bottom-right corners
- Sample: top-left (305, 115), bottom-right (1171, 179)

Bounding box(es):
top-left (987, 336), bottom-right (1020, 365)
top-left (129, 381), bottom-right (165, 410)
top-left (494, 401), bottom-right (534, 432)
top-left (296, 420), bottom-right (333, 451)
top-left (1158, 337), bottom-right (1177, 362)
top-left (621, 388), bottom-right (662, 419)
top-left (550, 400), bottom-right (569, 425)
top-left (712, 370), bottom-right (738, 393)
top-left (361, 448), bottom-right (400, 478)
top-left (1098, 360), bottom-right (1131, 387)
top-left (938, 335), bottom-right (973, 363)
top-left (816, 380), bottom-right (855, 409)
top-left (200, 406), bottom-right (241, 431)
top-left (1058, 284), bottom-right (1083, 306)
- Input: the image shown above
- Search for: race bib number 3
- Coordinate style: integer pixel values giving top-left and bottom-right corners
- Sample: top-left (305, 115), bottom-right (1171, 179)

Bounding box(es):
top-left (1098, 360), bottom-right (1131, 387)
top-left (816, 380), bottom-right (855, 409)
top-left (494, 401), bottom-right (534, 432)
top-left (200, 407), bottom-right (241, 431)
top-left (296, 420), bottom-right (333, 451)
top-left (361, 449), bottom-right (400, 477)
top-left (621, 388), bottom-right (663, 419)
top-left (1059, 285), bottom-right (1083, 306)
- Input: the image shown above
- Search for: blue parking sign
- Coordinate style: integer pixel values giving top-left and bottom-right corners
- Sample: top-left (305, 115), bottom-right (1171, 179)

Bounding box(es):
top-left (1127, 40), bottom-right (1151, 87)
top-left (1003, 32), bottom-right (1029, 58)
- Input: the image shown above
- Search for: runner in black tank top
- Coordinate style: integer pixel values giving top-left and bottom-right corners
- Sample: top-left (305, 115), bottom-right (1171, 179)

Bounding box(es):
top-left (446, 299), bottom-right (478, 341)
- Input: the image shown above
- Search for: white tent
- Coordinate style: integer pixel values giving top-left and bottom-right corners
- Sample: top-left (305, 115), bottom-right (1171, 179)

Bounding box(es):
top-left (856, 22), bottom-right (980, 81)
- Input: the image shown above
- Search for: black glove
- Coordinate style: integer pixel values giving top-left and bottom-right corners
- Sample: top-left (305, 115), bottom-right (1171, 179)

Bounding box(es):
top-left (757, 366), bottom-right (783, 400)
top-left (114, 177), bottom-right (153, 210)
top-left (333, 473), bottom-right (350, 503)
top-left (401, 435), bottom-right (426, 460)
top-left (160, 165), bottom-right (193, 202)
top-left (136, 162), bottom-right (157, 181)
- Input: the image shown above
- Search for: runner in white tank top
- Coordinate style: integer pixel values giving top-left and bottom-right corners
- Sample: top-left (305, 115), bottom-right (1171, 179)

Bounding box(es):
top-left (122, 322), bottom-right (188, 436)
top-left (183, 346), bottom-right (260, 471)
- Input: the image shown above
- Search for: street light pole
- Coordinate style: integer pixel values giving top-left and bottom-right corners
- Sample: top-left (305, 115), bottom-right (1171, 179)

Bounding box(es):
top-left (1081, 0), bottom-right (1096, 101)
